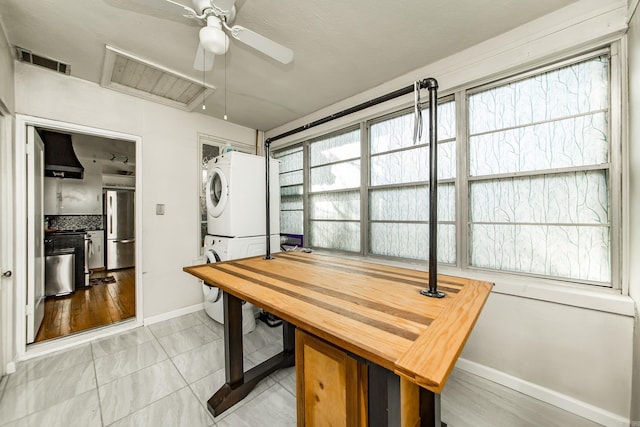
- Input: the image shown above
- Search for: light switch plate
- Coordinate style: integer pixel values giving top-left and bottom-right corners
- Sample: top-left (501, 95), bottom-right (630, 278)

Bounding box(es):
top-left (156, 204), bottom-right (165, 215)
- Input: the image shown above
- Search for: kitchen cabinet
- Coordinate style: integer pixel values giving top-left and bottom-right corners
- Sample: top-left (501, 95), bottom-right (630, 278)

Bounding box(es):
top-left (87, 230), bottom-right (104, 269)
top-left (44, 160), bottom-right (102, 215)
top-left (102, 173), bottom-right (135, 189)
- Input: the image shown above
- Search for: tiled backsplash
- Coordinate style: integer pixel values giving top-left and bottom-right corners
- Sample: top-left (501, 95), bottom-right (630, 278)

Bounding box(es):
top-left (46, 215), bottom-right (103, 231)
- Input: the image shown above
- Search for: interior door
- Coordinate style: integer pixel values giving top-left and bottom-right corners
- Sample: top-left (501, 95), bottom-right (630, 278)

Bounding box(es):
top-left (26, 126), bottom-right (45, 344)
top-left (0, 113), bottom-right (7, 375)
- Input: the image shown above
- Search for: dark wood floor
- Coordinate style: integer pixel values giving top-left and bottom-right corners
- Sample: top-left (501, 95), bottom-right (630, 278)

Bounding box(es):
top-left (34, 268), bottom-right (136, 343)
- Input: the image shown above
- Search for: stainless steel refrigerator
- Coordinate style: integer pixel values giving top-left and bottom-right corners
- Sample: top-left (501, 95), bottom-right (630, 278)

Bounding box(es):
top-left (105, 189), bottom-right (135, 270)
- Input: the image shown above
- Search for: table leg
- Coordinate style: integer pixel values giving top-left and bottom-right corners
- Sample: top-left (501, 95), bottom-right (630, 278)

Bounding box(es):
top-left (225, 292), bottom-right (244, 385)
top-left (207, 292), bottom-right (295, 417)
top-left (282, 319), bottom-right (296, 354)
top-left (419, 388), bottom-right (445, 427)
top-left (366, 363), bottom-right (405, 426)
top-left (366, 362), bottom-right (446, 427)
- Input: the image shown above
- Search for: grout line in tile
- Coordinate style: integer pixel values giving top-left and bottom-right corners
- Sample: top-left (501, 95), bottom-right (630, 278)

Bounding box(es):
top-left (211, 375), bottom-right (282, 423)
top-left (147, 324), bottom-right (219, 424)
top-left (90, 339), bottom-right (106, 427)
top-left (184, 382), bottom-right (216, 426)
top-left (154, 324), bottom-right (219, 359)
top-left (0, 374), bottom-right (7, 404)
top-left (105, 385), bottom-right (196, 427)
top-left (93, 337), bottom-right (172, 388)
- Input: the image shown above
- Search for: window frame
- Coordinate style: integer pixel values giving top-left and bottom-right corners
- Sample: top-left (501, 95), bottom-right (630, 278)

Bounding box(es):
top-left (365, 96), bottom-right (457, 264)
top-left (463, 48), bottom-right (618, 288)
top-left (272, 44), bottom-right (622, 291)
top-left (274, 143), bottom-right (305, 242)
top-left (307, 125), bottom-right (362, 252)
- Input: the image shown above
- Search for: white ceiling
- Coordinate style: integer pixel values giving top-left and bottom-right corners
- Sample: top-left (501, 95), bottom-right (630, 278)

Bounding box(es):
top-left (0, 0), bottom-right (578, 131)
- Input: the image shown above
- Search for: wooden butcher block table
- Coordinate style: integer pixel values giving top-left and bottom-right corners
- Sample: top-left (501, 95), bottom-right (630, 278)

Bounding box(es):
top-left (183, 251), bottom-right (493, 427)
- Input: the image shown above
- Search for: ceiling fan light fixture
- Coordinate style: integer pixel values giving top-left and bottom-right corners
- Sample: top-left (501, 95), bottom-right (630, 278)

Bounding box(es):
top-left (200, 17), bottom-right (229, 55)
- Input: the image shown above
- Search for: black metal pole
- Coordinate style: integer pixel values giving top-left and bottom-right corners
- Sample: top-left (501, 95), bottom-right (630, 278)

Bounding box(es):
top-left (263, 77), bottom-right (443, 284)
top-left (266, 80), bottom-right (433, 146)
top-left (264, 141), bottom-right (273, 259)
top-left (421, 79), bottom-right (445, 298)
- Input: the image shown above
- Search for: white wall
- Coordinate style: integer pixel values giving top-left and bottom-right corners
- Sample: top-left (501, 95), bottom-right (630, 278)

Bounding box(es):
top-left (461, 295), bottom-right (632, 420)
top-left (14, 63), bottom-right (256, 319)
top-left (625, 0), bottom-right (640, 423)
top-left (267, 0), bottom-right (628, 146)
top-left (266, 0), bottom-right (635, 423)
top-left (0, 20), bottom-right (14, 114)
top-left (0, 18), bottom-right (15, 376)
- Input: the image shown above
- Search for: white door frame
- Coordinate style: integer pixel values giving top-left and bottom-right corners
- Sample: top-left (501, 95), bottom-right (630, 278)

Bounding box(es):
top-left (0, 105), bottom-right (15, 375)
top-left (14, 114), bottom-right (144, 359)
top-left (25, 126), bottom-right (45, 344)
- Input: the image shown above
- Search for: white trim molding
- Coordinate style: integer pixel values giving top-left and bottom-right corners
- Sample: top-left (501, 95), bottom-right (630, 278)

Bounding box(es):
top-left (143, 302), bottom-right (204, 326)
top-left (14, 114), bottom-right (144, 360)
top-left (21, 319), bottom-right (140, 361)
top-left (455, 357), bottom-right (631, 427)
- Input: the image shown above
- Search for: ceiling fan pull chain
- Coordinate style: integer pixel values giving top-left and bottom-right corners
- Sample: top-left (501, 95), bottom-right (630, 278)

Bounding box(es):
top-left (413, 80), bottom-right (423, 145)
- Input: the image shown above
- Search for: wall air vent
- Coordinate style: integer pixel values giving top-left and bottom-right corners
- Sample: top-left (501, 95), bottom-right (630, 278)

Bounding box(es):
top-left (15, 47), bottom-right (70, 75)
top-left (100, 45), bottom-right (215, 112)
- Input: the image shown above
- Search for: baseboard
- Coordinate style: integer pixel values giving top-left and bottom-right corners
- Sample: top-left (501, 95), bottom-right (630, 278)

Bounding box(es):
top-left (143, 303), bottom-right (204, 326)
top-left (21, 319), bottom-right (140, 361)
top-left (5, 361), bottom-right (15, 374)
top-left (455, 358), bottom-right (630, 427)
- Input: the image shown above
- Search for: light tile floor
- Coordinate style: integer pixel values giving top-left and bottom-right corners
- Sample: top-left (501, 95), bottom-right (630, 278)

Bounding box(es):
top-left (0, 310), bottom-right (603, 426)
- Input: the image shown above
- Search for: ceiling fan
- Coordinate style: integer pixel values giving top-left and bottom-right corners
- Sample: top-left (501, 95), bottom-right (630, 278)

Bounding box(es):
top-left (164, 0), bottom-right (294, 71)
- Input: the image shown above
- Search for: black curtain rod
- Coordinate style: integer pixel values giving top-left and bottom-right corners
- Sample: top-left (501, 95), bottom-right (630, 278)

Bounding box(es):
top-left (263, 77), bottom-right (444, 298)
top-left (265, 78), bottom-right (438, 146)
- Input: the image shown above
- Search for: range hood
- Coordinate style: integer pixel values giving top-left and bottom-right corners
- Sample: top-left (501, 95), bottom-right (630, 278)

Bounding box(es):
top-left (39, 130), bottom-right (84, 179)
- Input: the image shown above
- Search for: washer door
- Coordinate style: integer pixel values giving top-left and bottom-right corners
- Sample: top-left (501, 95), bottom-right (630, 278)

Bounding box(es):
top-left (203, 249), bottom-right (222, 303)
top-left (205, 249), bottom-right (221, 264)
top-left (205, 167), bottom-right (228, 218)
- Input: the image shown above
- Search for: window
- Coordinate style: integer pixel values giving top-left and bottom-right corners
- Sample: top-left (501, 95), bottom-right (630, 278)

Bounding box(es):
top-left (273, 50), bottom-right (617, 288)
top-left (368, 101), bottom-right (456, 262)
top-left (199, 141), bottom-right (222, 250)
top-left (274, 144), bottom-right (304, 241)
top-left (467, 55), bottom-right (611, 284)
top-left (309, 128), bottom-right (361, 252)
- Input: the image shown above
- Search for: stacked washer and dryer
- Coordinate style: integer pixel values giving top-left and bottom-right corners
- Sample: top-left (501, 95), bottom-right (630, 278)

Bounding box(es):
top-left (202, 151), bottom-right (280, 334)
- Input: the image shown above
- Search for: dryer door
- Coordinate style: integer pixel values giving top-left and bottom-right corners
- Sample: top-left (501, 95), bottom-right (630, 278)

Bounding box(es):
top-left (205, 167), bottom-right (228, 218)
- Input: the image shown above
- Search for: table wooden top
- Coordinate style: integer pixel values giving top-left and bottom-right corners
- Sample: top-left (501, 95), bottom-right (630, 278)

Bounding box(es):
top-left (183, 251), bottom-right (492, 393)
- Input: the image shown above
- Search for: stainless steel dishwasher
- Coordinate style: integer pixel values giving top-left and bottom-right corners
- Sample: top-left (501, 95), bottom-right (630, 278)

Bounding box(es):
top-left (45, 248), bottom-right (75, 297)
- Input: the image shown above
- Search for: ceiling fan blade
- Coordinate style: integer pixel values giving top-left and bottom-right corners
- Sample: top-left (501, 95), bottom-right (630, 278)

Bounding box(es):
top-left (164, 0), bottom-right (198, 17)
top-left (211, 0), bottom-right (236, 14)
top-left (229, 25), bottom-right (293, 64)
top-left (103, 0), bottom-right (199, 26)
top-left (194, 44), bottom-right (215, 71)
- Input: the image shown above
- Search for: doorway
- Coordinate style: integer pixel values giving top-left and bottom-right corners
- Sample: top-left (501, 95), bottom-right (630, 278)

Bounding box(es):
top-left (0, 110), bottom-right (10, 377)
top-left (35, 129), bottom-right (136, 343)
top-left (14, 115), bottom-right (143, 356)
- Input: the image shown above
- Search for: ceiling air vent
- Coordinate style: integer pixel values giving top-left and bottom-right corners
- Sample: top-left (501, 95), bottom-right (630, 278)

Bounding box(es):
top-left (100, 45), bottom-right (215, 112)
top-left (16, 47), bottom-right (70, 75)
